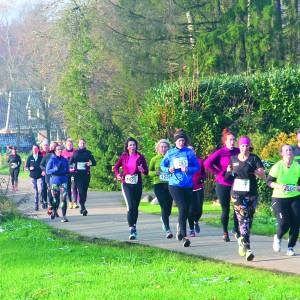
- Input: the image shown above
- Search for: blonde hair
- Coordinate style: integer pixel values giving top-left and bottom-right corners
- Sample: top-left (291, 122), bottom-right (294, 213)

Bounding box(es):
top-left (155, 139), bottom-right (170, 153)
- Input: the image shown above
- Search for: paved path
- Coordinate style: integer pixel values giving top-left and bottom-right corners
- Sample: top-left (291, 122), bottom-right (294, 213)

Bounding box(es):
top-left (15, 188), bottom-right (300, 275)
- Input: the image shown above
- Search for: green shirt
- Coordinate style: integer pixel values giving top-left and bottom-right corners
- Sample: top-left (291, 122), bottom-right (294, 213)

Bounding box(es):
top-left (149, 154), bottom-right (169, 185)
top-left (269, 160), bottom-right (300, 198)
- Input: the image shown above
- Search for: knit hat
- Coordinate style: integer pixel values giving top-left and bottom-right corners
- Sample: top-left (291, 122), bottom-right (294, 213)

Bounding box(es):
top-left (238, 136), bottom-right (251, 146)
top-left (174, 129), bottom-right (188, 143)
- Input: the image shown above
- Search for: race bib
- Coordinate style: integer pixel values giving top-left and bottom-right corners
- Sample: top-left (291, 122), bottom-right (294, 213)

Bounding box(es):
top-left (77, 162), bottom-right (86, 170)
top-left (10, 163), bottom-right (18, 168)
top-left (159, 172), bottom-right (170, 182)
top-left (233, 179), bottom-right (250, 192)
top-left (125, 174), bottom-right (138, 184)
top-left (173, 157), bottom-right (188, 169)
top-left (285, 185), bottom-right (297, 192)
top-left (69, 163), bottom-right (75, 172)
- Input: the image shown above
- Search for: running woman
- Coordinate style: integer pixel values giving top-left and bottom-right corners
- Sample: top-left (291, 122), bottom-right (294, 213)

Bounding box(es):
top-left (267, 144), bottom-right (300, 256)
top-left (160, 129), bottom-right (200, 247)
top-left (25, 145), bottom-right (43, 211)
top-left (293, 129), bottom-right (300, 164)
top-left (40, 142), bottom-right (57, 217)
top-left (149, 139), bottom-right (173, 239)
top-left (7, 147), bottom-right (22, 192)
top-left (46, 145), bottom-right (69, 222)
top-left (70, 139), bottom-right (96, 216)
top-left (225, 136), bottom-right (265, 261)
top-left (114, 137), bottom-right (148, 240)
top-left (204, 128), bottom-right (240, 242)
top-left (62, 138), bottom-right (79, 209)
top-left (187, 146), bottom-right (206, 237)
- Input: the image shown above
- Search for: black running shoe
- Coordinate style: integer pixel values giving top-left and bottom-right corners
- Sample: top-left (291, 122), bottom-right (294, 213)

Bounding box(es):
top-left (223, 232), bottom-right (230, 242)
top-left (82, 209), bottom-right (88, 216)
top-left (183, 238), bottom-right (191, 247)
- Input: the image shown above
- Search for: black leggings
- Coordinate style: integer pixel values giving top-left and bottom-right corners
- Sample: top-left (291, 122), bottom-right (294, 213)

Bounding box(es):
top-left (272, 196), bottom-right (300, 248)
top-left (168, 186), bottom-right (192, 238)
top-left (10, 168), bottom-right (19, 186)
top-left (122, 183), bottom-right (143, 227)
top-left (154, 183), bottom-right (173, 231)
top-left (67, 175), bottom-right (78, 203)
top-left (216, 183), bottom-right (239, 234)
top-left (75, 173), bottom-right (90, 211)
top-left (188, 189), bottom-right (204, 230)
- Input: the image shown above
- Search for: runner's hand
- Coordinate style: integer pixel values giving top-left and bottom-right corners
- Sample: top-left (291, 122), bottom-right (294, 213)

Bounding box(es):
top-left (138, 164), bottom-right (144, 173)
top-left (41, 171), bottom-right (46, 176)
top-left (181, 166), bottom-right (188, 173)
top-left (29, 166), bottom-right (34, 170)
top-left (169, 167), bottom-right (175, 173)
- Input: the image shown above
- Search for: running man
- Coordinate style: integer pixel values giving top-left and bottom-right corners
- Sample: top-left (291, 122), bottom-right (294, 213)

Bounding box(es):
top-left (25, 145), bottom-right (43, 211)
top-left (70, 139), bottom-right (96, 216)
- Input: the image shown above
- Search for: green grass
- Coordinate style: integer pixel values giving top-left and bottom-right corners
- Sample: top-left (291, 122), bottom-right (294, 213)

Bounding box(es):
top-left (0, 217), bottom-right (300, 300)
top-left (139, 201), bottom-right (222, 215)
top-left (139, 201), bottom-right (277, 236)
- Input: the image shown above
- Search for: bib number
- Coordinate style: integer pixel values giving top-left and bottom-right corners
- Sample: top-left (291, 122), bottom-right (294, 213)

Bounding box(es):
top-left (77, 162), bottom-right (86, 170)
top-left (159, 172), bottom-right (170, 182)
top-left (10, 163), bottom-right (17, 168)
top-left (173, 157), bottom-right (188, 169)
top-left (125, 174), bottom-right (138, 184)
top-left (285, 185), bottom-right (297, 192)
top-left (233, 179), bottom-right (250, 192)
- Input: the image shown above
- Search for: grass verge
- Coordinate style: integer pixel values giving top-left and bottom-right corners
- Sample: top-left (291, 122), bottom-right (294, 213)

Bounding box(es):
top-left (1, 217), bottom-right (300, 300)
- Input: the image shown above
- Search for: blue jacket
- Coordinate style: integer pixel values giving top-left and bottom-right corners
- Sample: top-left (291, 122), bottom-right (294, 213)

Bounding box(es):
top-left (46, 155), bottom-right (69, 184)
top-left (160, 147), bottom-right (200, 188)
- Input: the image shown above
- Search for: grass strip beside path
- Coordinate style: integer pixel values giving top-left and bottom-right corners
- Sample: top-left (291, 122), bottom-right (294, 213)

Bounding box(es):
top-left (0, 217), bottom-right (299, 300)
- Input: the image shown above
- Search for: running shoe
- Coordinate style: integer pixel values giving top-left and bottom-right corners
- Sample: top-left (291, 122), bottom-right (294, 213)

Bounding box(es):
top-left (194, 222), bottom-right (200, 234)
top-left (61, 217), bottom-right (69, 223)
top-left (246, 249), bottom-right (255, 261)
top-left (182, 238), bottom-right (191, 247)
top-left (129, 227), bottom-right (137, 240)
top-left (273, 234), bottom-right (281, 252)
top-left (189, 229), bottom-right (196, 237)
top-left (237, 237), bottom-right (246, 257)
top-left (82, 209), bottom-right (88, 216)
top-left (223, 232), bottom-right (230, 242)
top-left (68, 202), bottom-right (73, 209)
top-left (166, 230), bottom-right (173, 239)
top-left (35, 205), bottom-right (39, 211)
top-left (72, 202), bottom-right (79, 209)
top-left (286, 247), bottom-right (296, 256)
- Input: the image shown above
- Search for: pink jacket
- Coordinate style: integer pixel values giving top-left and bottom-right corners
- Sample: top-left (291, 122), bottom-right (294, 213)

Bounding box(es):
top-left (114, 152), bottom-right (148, 184)
top-left (192, 158), bottom-right (206, 191)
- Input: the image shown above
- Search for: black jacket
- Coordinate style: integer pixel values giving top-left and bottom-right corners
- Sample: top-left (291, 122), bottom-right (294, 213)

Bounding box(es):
top-left (40, 151), bottom-right (55, 183)
top-left (7, 154), bottom-right (22, 171)
top-left (70, 148), bottom-right (96, 175)
top-left (26, 153), bottom-right (43, 179)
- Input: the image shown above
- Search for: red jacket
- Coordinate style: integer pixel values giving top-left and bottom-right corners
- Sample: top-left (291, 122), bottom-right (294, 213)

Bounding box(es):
top-left (114, 152), bottom-right (148, 184)
top-left (192, 158), bottom-right (206, 191)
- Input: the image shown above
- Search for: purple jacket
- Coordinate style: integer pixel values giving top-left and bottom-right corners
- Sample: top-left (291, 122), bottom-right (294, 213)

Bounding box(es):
top-left (204, 147), bottom-right (240, 186)
top-left (114, 152), bottom-right (148, 185)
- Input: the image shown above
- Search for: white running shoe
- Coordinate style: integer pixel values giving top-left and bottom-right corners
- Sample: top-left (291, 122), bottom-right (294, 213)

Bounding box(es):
top-left (286, 247), bottom-right (296, 256)
top-left (273, 234), bottom-right (281, 252)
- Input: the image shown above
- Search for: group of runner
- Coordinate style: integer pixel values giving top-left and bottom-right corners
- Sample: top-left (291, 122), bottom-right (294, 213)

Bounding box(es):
top-left (114, 128), bottom-right (300, 261)
top-left (7, 138), bottom-right (96, 222)
top-left (6, 128), bottom-right (300, 261)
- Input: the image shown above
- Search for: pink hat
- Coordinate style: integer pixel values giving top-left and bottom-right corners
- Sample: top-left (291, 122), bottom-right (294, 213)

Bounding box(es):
top-left (238, 136), bottom-right (251, 146)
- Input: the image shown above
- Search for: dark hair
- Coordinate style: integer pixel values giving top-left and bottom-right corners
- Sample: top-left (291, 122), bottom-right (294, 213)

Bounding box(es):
top-left (124, 137), bottom-right (138, 153)
top-left (11, 146), bottom-right (17, 151)
top-left (221, 128), bottom-right (234, 145)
